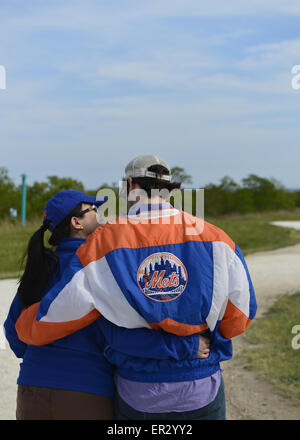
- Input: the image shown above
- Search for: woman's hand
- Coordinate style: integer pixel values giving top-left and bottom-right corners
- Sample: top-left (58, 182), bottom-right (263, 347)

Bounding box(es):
top-left (196, 335), bottom-right (210, 359)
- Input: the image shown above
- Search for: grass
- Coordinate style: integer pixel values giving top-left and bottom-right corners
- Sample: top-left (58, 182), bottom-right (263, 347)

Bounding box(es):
top-left (240, 292), bottom-right (300, 406)
top-left (1, 209), bottom-right (300, 278)
top-left (206, 208), bottom-right (300, 255)
top-left (0, 219), bottom-right (41, 279)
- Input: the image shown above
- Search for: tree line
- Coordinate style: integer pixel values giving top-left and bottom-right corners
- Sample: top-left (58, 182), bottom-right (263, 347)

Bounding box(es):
top-left (0, 166), bottom-right (299, 221)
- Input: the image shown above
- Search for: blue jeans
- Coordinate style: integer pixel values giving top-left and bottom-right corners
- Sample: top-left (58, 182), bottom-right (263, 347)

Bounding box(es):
top-left (114, 376), bottom-right (226, 420)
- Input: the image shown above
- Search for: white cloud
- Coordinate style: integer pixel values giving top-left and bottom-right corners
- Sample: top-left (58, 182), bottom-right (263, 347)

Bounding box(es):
top-left (239, 39), bottom-right (300, 71)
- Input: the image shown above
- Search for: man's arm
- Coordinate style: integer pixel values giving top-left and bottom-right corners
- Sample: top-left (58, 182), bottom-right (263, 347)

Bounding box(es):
top-left (15, 248), bottom-right (150, 345)
top-left (207, 244), bottom-right (257, 339)
top-left (16, 301), bottom-right (100, 346)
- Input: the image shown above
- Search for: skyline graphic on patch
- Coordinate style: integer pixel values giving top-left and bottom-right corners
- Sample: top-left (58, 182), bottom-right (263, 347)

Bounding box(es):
top-left (137, 252), bottom-right (188, 302)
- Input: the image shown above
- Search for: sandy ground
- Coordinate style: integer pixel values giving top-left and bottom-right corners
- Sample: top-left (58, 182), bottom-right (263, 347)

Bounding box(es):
top-left (271, 221), bottom-right (300, 230)
top-left (1, 221), bottom-right (300, 420)
top-left (0, 278), bottom-right (20, 420)
top-left (222, 221), bottom-right (300, 420)
top-left (223, 243), bottom-right (300, 420)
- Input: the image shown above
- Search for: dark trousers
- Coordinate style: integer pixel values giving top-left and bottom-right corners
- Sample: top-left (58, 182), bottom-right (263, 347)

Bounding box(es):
top-left (16, 385), bottom-right (114, 420)
top-left (114, 377), bottom-right (226, 420)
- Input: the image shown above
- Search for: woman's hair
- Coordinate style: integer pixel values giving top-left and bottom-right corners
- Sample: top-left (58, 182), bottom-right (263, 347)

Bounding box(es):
top-left (17, 202), bottom-right (83, 308)
top-left (130, 165), bottom-right (181, 198)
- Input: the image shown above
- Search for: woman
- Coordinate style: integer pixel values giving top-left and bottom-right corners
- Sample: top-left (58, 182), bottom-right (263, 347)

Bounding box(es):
top-left (5, 189), bottom-right (209, 420)
top-left (5, 190), bottom-right (115, 419)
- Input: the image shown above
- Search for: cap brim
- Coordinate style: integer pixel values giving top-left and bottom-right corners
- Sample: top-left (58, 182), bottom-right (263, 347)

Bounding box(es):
top-left (82, 195), bottom-right (107, 206)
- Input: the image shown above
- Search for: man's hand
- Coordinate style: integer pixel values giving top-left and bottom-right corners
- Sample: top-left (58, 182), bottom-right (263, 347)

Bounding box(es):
top-left (196, 335), bottom-right (210, 359)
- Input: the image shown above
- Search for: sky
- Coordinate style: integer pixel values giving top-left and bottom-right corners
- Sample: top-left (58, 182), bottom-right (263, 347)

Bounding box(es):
top-left (0, 0), bottom-right (300, 190)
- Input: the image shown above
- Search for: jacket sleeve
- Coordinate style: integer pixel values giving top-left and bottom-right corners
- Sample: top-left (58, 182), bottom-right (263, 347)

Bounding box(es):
top-left (207, 244), bottom-right (257, 339)
top-left (15, 250), bottom-right (151, 346)
top-left (97, 317), bottom-right (199, 360)
top-left (4, 294), bottom-right (27, 358)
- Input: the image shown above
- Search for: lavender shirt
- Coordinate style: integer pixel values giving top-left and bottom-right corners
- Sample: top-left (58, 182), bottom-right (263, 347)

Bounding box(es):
top-left (115, 370), bottom-right (222, 413)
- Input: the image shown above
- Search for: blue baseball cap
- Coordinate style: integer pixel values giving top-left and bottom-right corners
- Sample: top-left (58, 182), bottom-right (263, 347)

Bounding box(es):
top-left (43, 190), bottom-right (106, 232)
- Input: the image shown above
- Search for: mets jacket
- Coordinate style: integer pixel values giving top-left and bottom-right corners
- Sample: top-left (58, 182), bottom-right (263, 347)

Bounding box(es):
top-left (15, 204), bottom-right (257, 382)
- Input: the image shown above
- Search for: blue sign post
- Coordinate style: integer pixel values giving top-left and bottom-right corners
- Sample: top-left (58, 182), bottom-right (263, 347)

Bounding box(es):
top-left (21, 173), bottom-right (27, 226)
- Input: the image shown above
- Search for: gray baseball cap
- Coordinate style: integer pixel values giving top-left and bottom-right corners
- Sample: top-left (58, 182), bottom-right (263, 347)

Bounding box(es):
top-left (124, 154), bottom-right (171, 181)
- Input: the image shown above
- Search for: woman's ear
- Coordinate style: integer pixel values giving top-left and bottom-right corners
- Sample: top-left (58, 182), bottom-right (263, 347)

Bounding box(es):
top-left (70, 216), bottom-right (84, 231)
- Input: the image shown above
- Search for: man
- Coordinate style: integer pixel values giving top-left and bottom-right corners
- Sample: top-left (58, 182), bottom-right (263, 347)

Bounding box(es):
top-left (16, 154), bottom-right (257, 420)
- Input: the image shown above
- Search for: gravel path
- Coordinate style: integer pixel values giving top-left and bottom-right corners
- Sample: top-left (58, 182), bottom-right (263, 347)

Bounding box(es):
top-left (1, 223), bottom-right (300, 420)
top-left (223, 243), bottom-right (300, 420)
top-left (271, 221), bottom-right (300, 230)
top-left (0, 279), bottom-right (20, 420)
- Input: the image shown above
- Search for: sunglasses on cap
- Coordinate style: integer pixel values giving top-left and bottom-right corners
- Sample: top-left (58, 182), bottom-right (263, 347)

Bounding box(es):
top-left (78, 204), bottom-right (98, 216)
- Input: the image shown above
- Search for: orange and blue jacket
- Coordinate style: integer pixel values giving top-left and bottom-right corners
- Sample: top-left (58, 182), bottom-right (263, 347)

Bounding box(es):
top-left (16, 203), bottom-right (257, 382)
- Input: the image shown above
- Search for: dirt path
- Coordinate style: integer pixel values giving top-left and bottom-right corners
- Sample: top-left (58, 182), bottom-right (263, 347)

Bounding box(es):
top-left (0, 279), bottom-right (20, 420)
top-left (1, 241), bottom-right (300, 420)
top-left (223, 243), bottom-right (300, 420)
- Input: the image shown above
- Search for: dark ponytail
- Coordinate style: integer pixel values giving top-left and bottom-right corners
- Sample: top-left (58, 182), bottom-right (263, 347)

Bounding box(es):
top-left (17, 203), bottom-right (83, 308)
top-left (17, 220), bottom-right (56, 307)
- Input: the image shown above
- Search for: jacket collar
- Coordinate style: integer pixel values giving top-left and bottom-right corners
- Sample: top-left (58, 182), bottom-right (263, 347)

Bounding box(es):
top-left (127, 202), bottom-right (179, 221)
top-left (127, 202), bottom-right (173, 215)
top-left (56, 237), bottom-right (86, 253)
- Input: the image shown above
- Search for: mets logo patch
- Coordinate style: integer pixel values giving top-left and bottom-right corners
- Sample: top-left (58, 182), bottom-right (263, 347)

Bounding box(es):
top-left (137, 252), bottom-right (188, 302)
